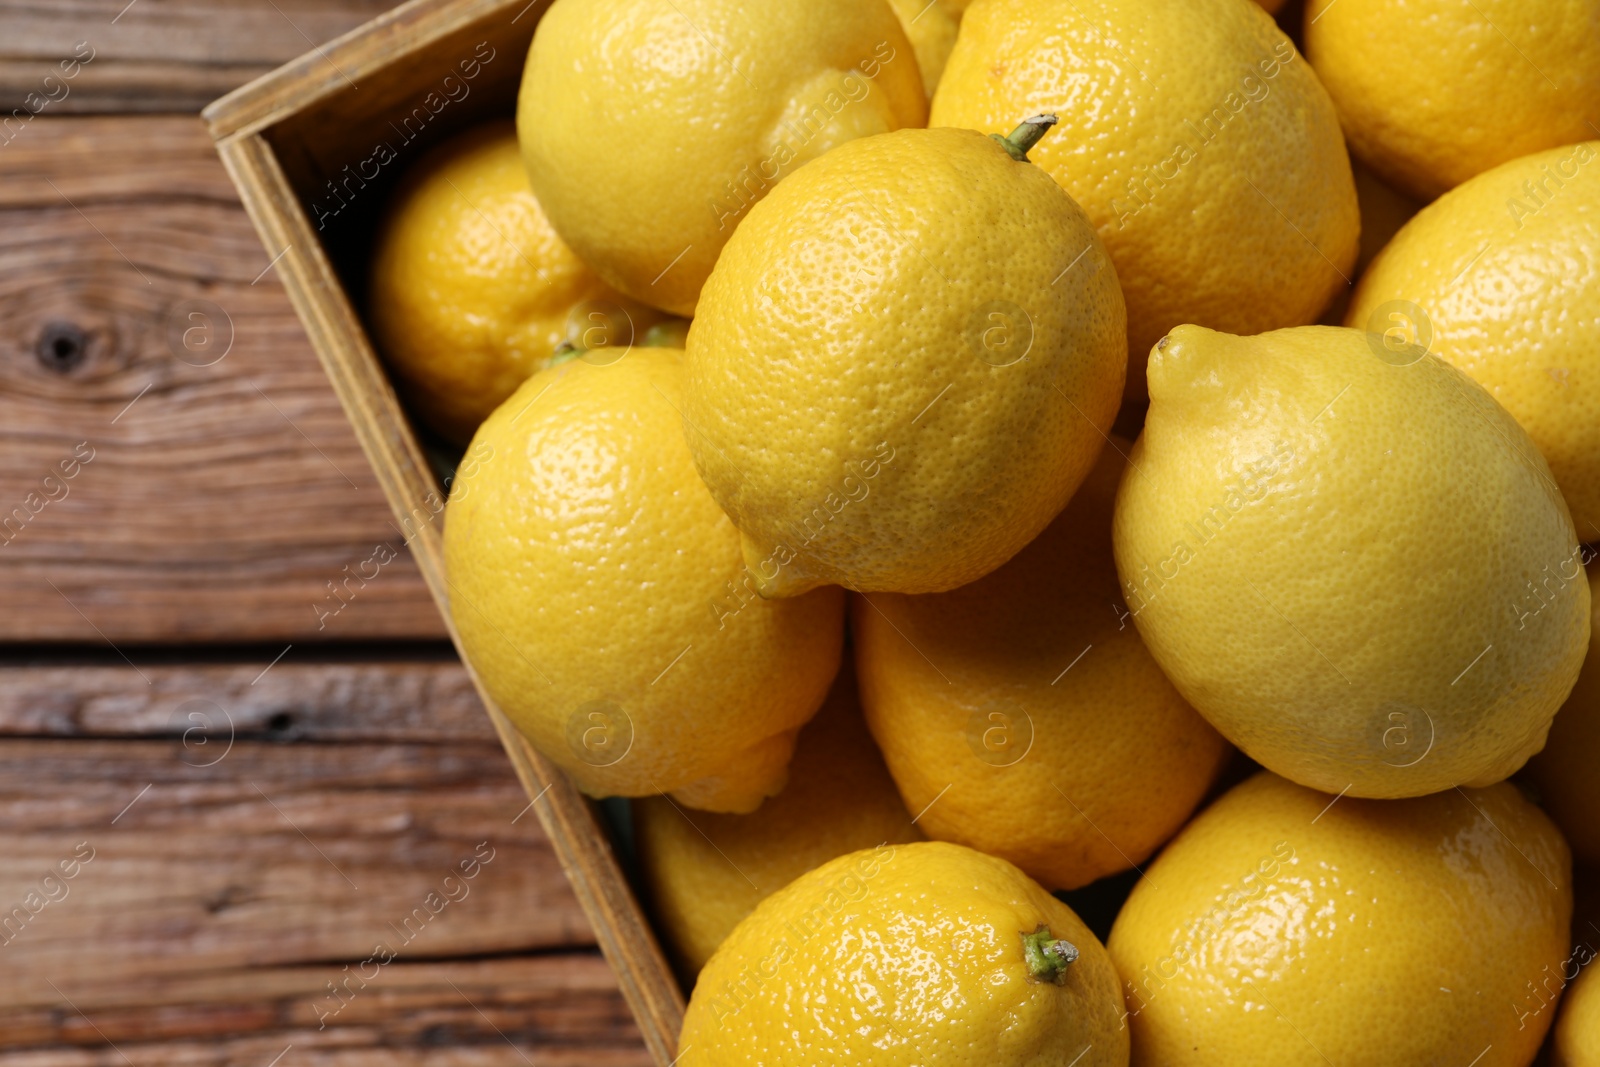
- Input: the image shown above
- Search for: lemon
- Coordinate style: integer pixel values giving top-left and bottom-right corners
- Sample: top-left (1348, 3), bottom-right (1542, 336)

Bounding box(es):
top-left (1528, 561), bottom-right (1600, 866)
top-left (634, 662), bottom-right (920, 977)
top-left (443, 348), bottom-right (844, 812)
top-left (931, 0), bottom-right (1357, 401)
top-left (1113, 324), bottom-right (1590, 798)
top-left (684, 120), bottom-right (1126, 596)
top-left (678, 840), bottom-right (1129, 1066)
top-left (1556, 953), bottom-right (1600, 1067)
top-left (1348, 141), bottom-right (1600, 537)
top-left (886, 0), bottom-right (961, 98)
top-left (1305, 0), bottom-right (1600, 201)
top-left (855, 439), bottom-right (1230, 891)
top-left (517, 0), bottom-right (927, 317)
top-left (1108, 772), bottom-right (1572, 1066)
top-left (369, 122), bottom-right (657, 444)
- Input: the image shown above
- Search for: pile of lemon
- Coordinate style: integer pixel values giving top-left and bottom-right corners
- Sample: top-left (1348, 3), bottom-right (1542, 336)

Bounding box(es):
top-left (368, 0), bottom-right (1600, 1062)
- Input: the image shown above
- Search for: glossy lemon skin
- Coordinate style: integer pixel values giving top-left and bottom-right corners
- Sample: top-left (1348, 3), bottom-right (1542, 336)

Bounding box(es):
top-left (517, 0), bottom-right (927, 317)
top-left (932, 0), bottom-right (1357, 401)
top-left (1109, 772), bottom-right (1572, 1066)
top-left (369, 122), bottom-right (658, 444)
top-left (1528, 563), bottom-right (1600, 866)
top-left (1113, 325), bottom-right (1590, 798)
top-left (684, 126), bottom-right (1126, 596)
top-left (1305, 0), bottom-right (1600, 200)
top-left (634, 662), bottom-right (920, 978)
top-left (1348, 141), bottom-right (1600, 536)
top-left (855, 441), bottom-right (1230, 891)
top-left (679, 841), bottom-right (1130, 1067)
top-left (443, 349), bottom-right (844, 812)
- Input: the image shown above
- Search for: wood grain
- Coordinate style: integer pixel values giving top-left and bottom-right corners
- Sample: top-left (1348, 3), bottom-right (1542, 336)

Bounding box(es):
top-left (0, 1), bottom-right (402, 115)
top-left (0, 736), bottom-right (589, 992)
top-left (0, 660), bottom-right (648, 1060)
top-left (0, 958), bottom-right (651, 1065)
top-left (0, 115), bottom-right (447, 643)
top-left (0, 653), bottom-right (494, 741)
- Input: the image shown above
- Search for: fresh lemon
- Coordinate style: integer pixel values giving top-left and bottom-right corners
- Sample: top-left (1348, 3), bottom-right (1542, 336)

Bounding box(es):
top-left (1348, 141), bottom-right (1600, 537)
top-left (678, 840), bottom-right (1129, 1066)
top-left (517, 0), bottom-right (926, 317)
top-left (1528, 561), bottom-right (1600, 866)
top-left (886, 0), bottom-right (961, 98)
top-left (1305, 0), bottom-right (1600, 200)
top-left (1556, 952), bottom-right (1600, 1067)
top-left (1108, 772), bottom-right (1572, 1065)
top-left (634, 662), bottom-right (920, 977)
top-left (1113, 324), bottom-right (1590, 798)
top-left (684, 120), bottom-right (1126, 596)
top-left (855, 439), bottom-right (1230, 890)
top-left (931, 0), bottom-right (1357, 401)
top-left (443, 348), bottom-right (844, 812)
top-left (369, 122), bottom-right (658, 444)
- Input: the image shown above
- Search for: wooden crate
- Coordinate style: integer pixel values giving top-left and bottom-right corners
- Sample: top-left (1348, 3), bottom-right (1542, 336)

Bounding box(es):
top-left (200, 1), bottom-right (685, 1063)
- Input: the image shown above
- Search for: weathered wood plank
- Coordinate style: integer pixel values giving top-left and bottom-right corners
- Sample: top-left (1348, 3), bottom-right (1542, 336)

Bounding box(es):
top-left (0, 1), bottom-right (403, 115)
top-left (0, 956), bottom-right (651, 1065)
top-left (0, 735), bottom-right (594, 999)
top-left (0, 666), bottom-right (648, 1061)
top-left (0, 115), bottom-right (448, 642)
top-left (0, 654), bottom-right (494, 741)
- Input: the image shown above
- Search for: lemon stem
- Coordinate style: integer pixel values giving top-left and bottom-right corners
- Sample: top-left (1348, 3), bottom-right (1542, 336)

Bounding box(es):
top-left (549, 339), bottom-right (583, 366)
top-left (991, 114), bottom-right (1058, 162)
top-left (1022, 924), bottom-right (1079, 983)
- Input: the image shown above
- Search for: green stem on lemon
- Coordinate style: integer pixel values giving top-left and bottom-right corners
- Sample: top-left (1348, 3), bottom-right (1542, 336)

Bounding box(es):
top-left (1022, 924), bottom-right (1079, 984)
top-left (549, 339), bottom-right (583, 366)
top-left (991, 114), bottom-right (1058, 162)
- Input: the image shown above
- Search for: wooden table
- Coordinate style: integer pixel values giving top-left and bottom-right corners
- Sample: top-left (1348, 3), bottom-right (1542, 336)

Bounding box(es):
top-left (0, 2), bottom-right (650, 1062)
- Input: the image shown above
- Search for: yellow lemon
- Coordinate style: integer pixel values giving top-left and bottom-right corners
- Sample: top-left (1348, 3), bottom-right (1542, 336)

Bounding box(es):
top-left (1108, 772), bottom-right (1572, 1066)
top-left (855, 439), bottom-right (1230, 890)
top-left (517, 0), bottom-right (926, 317)
top-left (443, 348), bottom-right (844, 812)
top-left (1305, 0), bottom-right (1600, 201)
top-left (369, 122), bottom-right (659, 444)
top-left (684, 120), bottom-right (1126, 596)
top-left (679, 840), bottom-right (1129, 1066)
top-left (931, 0), bottom-right (1357, 401)
top-left (634, 662), bottom-right (920, 977)
top-left (1348, 142), bottom-right (1600, 537)
top-left (1528, 561), bottom-right (1600, 866)
top-left (1113, 324), bottom-right (1590, 798)
top-left (886, 0), bottom-right (962, 98)
top-left (1556, 952), bottom-right (1600, 1067)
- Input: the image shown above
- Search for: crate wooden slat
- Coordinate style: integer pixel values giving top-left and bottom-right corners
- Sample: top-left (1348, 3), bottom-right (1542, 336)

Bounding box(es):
top-left (0, 114), bottom-right (446, 643)
top-left (201, 2), bottom-right (686, 1061)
